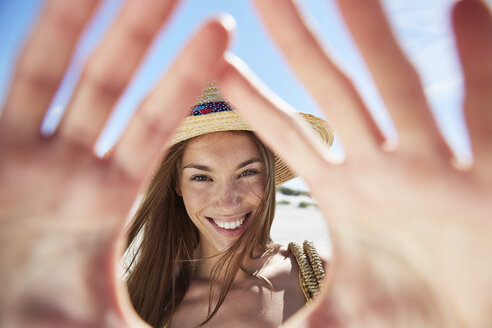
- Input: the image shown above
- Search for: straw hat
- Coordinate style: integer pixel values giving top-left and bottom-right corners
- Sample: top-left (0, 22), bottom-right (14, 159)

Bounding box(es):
top-left (169, 82), bottom-right (334, 185)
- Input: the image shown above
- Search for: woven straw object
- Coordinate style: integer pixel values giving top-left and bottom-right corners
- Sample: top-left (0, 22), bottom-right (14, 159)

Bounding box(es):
top-left (288, 241), bottom-right (325, 302)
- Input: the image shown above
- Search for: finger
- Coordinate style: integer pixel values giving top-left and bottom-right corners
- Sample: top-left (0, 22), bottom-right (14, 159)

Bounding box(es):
top-left (0, 0), bottom-right (100, 139)
top-left (253, 0), bottom-right (386, 157)
top-left (59, 0), bottom-right (179, 149)
top-left (336, 0), bottom-right (454, 161)
top-left (112, 17), bottom-right (234, 181)
top-left (453, 0), bottom-right (492, 174)
top-left (215, 53), bottom-right (335, 198)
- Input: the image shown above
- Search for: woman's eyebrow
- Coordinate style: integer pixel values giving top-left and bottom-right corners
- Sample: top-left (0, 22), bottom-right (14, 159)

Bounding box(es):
top-left (182, 163), bottom-right (211, 171)
top-left (237, 158), bottom-right (262, 169)
top-left (182, 158), bottom-right (262, 171)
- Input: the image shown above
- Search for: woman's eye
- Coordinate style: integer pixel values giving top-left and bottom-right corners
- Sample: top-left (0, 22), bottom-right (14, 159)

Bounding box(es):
top-left (191, 175), bottom-right (211, 182)
top-left (239, 169), bottom-right (260, 178)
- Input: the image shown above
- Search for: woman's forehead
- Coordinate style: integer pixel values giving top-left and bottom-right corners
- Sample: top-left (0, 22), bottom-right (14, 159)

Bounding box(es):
top-left (183, 131), bottom-right (260, 161)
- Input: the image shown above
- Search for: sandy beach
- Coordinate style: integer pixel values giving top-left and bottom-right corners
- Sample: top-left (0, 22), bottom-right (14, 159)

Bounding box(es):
top-left (271, 191), bottom-right (331, 256)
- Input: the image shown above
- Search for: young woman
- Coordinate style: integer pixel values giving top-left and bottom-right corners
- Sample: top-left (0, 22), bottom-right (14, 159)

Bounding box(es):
top-left (124, 82), bottom-right (333, 327)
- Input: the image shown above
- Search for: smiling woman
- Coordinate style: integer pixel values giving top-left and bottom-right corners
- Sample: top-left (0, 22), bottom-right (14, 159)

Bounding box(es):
top-left (123, 82), bottom-right (333, 327)
top-left (178, 132), bottom-right (266, 246)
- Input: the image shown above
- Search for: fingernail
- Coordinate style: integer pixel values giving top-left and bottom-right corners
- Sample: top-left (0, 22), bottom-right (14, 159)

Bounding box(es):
top-left (213, 13), bottom-right (237, 33)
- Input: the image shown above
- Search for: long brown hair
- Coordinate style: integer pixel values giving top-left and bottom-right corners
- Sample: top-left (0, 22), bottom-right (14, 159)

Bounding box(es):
top-left (124, 131), bottom-right (276, 327)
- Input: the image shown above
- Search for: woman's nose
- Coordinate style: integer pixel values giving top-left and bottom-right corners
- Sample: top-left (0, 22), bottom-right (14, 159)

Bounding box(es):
top-left (216, 181), bottom-right (242, 213)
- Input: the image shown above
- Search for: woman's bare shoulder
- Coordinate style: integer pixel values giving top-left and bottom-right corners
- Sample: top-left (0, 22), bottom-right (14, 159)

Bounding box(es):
top-left (264, 243), bottom-right (329, 284)
top-left (259, 244), bottom-right (299, 282)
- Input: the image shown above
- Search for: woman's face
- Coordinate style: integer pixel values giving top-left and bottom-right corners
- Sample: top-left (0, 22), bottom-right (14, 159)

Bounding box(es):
top-left (177, 131), bottom-right (266, 254)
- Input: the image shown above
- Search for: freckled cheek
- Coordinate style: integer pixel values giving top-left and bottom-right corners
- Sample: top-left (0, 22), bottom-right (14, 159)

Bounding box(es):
top-left (181, 184), bottom-right (215, 216)
top-left (244, 179), bottom-right (266, 206)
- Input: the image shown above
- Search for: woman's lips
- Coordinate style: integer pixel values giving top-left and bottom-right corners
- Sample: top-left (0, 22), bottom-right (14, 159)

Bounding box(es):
top-left (206, 212), bottom-right (251, 237)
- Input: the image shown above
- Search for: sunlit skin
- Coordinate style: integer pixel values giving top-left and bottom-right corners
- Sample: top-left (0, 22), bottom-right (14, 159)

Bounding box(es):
top-left (1, 0), bottom-right (491, 327)
top-left (177, 131), bottom-right (265, 268)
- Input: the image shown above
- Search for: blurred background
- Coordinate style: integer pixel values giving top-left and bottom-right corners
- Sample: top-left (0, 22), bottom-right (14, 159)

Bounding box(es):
top-left (1, 0), bottom-right (490, 190)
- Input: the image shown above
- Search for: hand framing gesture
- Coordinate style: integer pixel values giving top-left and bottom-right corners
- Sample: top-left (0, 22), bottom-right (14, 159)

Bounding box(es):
top-left (1, 0), bottom-right (491, 327)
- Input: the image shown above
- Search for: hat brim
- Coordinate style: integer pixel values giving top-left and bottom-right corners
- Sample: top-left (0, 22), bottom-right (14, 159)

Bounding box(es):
top-left (168, 111), bottom-right (334, 185)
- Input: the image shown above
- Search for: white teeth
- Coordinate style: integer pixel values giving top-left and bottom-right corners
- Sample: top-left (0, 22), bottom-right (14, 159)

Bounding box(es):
top-left (212, 215), bottom-right (246, 230)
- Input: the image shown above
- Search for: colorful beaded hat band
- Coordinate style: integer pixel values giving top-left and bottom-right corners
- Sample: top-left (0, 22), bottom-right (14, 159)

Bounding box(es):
top-left (169, 81), bottom-right (334, 185)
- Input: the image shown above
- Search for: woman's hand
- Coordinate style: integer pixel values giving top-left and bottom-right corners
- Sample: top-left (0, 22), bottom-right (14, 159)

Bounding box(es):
top-left (216, 0), bottom-right (492, 326)
top-left (0, 0), bottom-right (232, 326)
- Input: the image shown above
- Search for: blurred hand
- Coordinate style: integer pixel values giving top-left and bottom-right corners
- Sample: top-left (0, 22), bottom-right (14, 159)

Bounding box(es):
top-left (216, 0), bottom-right (492, 327)
top-left (0, 0), bottom-right (232, 326)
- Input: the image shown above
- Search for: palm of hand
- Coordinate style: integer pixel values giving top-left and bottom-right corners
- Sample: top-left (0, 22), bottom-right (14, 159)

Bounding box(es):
top-left (318, 145), bottom-right (492, 320)
top-left (0, 135), bottom-right (139, 326)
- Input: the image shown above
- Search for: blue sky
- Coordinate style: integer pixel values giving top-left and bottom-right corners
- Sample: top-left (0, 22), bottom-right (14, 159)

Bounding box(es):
top-left (1, 0), bottom-right (490, 190)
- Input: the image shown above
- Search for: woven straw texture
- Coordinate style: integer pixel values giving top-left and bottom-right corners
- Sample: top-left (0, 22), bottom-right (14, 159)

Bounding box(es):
top-left (288, 241), bottom-right (325, 302)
